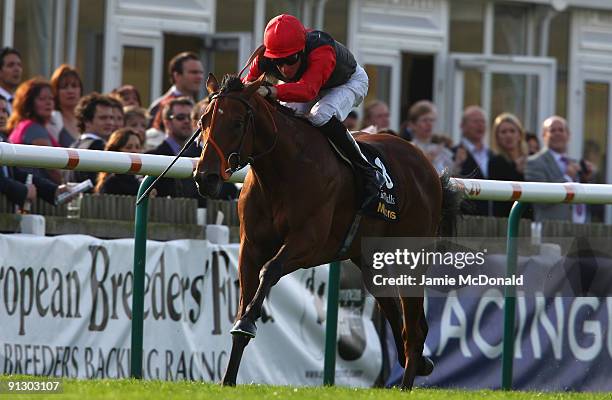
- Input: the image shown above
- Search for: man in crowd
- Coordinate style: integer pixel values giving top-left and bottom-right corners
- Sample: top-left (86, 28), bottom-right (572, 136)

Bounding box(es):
top-left (361, 100), bottom-right (390, 132)
top-left (147, 97), bottom-right (206, 206)
top-left (525, 116), bottom-right (594, 223)
top-left (69, 93), bottom-right (116, 184)
top-left (453, 105), bottom-right (493, 216)
top-left (148, 52), bottom-right (204, 132)
top-left (0, 47), bottom-right (23, 114)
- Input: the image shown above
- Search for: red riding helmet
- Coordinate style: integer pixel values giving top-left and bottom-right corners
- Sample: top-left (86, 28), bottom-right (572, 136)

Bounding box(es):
top-left (263, 14), bottom-right (306, 58)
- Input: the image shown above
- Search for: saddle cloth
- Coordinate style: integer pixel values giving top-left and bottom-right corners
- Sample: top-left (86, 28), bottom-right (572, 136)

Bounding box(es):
top-left (329, 135), bottom-right (400, 222)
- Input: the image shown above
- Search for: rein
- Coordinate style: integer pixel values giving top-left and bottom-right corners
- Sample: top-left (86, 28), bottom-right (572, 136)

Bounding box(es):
top-left (135, 125), bottom-right (201, 205)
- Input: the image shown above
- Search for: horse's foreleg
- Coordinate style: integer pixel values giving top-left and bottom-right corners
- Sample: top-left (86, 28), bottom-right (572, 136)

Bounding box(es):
top-left (222, 335), bottom-right (250, 386)
top-left (223, 244), bottom-right (264, 386)
top-left (237, 245), bottom-right (288, 332)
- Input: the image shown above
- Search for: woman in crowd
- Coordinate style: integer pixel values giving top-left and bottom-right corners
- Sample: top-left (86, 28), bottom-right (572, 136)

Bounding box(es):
top-left (489, 112), bottom-right (528, 217)
top-left (7, 78), bottom-right (62, 184)
top-left (123, 106), bottom-right (148, 144)
top-left (110, 84), bottom-right (142, 107)
top-left (407, 100), bottom-right (456, 174)
top-left (95, 128), bottom-right (143, 195)
top-left (49, 64), bottom-right (83, 147)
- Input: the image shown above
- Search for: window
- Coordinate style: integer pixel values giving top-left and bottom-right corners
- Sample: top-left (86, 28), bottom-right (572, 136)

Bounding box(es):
top-left (463, 69), bottom-right (482, 110)
top-left (547, 11), bottom-right (570, 117)
top-left (122, 46), bottom-right (152, 105)
top-left (583, 82), bottom-right (608, 222)
top-left (493, 3), bottom-right (529, 56)
top-left (266, 1), bottom-right (299, 22)
top-left (449, 0), bottom-right (484, 53)
top-left (491, 73), bottom-right (539, 131)
top-left (583, 82), bottom-right (608, 185)
top-left (324, 0), bottom-right (349, 45)
top-left (14, 0), bottom-right (54, 78)
top-left (76, 0), bottom-right (105, 93)
top-left (364, 64), bottom-right (391, 106)
top-left (216, 0), bottom-right (254, 32)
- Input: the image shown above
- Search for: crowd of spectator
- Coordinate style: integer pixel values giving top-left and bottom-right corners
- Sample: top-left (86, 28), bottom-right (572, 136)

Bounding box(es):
top-left (0, 46), bottom-right (239, 213)
top-left (347, 97), bottom-right (596, 224)
top-left (0, 44), bottom-right (598, 224)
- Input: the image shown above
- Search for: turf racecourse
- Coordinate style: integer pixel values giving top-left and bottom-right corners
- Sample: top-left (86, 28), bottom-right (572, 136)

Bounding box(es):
top-left (1, 377), bottom-right (610, 400)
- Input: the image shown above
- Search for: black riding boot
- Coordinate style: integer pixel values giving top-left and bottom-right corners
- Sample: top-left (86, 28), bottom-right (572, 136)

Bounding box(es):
top-left (319, 116), bottom-right (385, 209)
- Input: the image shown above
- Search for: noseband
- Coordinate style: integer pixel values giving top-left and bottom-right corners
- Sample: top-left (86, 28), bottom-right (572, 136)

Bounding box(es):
top-left (203, 91), bottom-right (278, 179)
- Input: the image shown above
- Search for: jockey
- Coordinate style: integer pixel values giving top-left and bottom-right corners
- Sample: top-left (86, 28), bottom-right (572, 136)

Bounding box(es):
top-left (243, 14), bottom-right (385, 210)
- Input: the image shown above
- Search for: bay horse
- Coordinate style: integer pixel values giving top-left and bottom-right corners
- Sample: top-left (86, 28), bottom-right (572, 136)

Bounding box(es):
top-left (194, 73), bottom-right (460, 390)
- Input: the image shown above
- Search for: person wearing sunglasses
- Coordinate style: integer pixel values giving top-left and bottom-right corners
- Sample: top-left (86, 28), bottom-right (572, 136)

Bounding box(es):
top-left (243, 14), bottom-right (383, 210)
top-left (146, 96), bottom-right (206, 206)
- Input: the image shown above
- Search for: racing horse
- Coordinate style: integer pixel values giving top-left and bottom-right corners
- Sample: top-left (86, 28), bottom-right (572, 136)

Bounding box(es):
top-left (194, 73), bottom-right (460, 390)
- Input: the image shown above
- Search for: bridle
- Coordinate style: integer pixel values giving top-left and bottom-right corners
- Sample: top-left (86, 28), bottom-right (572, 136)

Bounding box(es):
top-left (203, 90), bottom-right (278, 180)
top-left (135, 46), bottom-right (271, 204)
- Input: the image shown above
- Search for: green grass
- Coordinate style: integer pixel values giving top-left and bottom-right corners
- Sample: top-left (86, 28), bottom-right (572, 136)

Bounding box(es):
top-left (0, 376), bottom-right (610, 400)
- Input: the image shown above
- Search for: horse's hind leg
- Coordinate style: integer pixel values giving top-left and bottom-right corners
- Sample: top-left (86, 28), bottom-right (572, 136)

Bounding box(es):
top-left (399, 295), bottom-right (426, 390)
top-left (354, 256), bottom-right (428, 374)
top-left (369, 295), bottom-right (407, 368)
top-left (419, 308), bottom-right (434, 376)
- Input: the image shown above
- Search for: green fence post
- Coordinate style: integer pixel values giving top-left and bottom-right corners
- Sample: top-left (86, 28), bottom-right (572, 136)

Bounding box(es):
top-left (501, 201), bottom-right (527, 390)
top-left (323, 260), bottom-right (341, 385)
top-left (130, 175), bottom-right (156, 379)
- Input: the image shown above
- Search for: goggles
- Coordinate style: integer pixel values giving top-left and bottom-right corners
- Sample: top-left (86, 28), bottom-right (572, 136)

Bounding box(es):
top-left (272, 52), bottom-right (301, 67)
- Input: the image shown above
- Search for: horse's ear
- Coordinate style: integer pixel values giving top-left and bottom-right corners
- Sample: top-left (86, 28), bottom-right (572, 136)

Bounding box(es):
top-left (243, 73), bottom-right (266, 98)
top-left (206, 73), bottom-right (220, 94)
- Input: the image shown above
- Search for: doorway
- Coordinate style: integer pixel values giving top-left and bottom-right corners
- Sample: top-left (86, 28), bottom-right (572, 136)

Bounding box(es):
top-left (400, 53), bottom-right (434, 127)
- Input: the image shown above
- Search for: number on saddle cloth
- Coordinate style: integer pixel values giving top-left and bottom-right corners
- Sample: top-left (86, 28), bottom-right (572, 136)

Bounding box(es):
top-left (346, 140), bottom-right (400, 222)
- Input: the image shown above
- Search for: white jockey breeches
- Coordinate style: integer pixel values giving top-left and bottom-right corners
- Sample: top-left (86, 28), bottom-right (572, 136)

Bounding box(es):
top-left (283, 64), bottom-right (369, 127)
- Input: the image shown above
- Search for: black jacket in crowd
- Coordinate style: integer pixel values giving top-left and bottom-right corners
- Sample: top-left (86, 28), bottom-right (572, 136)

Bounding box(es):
top-left (146, 139), bottom-right (207, 207)
top-left (0, 165), bottom-right (57, 207)
top-left (452, 144), bottom-right (493, 217)
top-left (98, 173), bottom-right (141, 196)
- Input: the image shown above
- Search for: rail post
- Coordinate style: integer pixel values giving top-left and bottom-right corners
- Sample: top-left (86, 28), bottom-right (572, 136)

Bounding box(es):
top-left (130, 175), bottom-right (156, 378)
top-left (501, 201), bottom-right (527, 390)
top-left (323, 261), bottom-right (341, 385)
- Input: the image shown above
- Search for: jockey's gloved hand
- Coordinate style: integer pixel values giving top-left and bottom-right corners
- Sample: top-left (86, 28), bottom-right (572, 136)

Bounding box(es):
top-left (256, 85), bottom-right (277, 99)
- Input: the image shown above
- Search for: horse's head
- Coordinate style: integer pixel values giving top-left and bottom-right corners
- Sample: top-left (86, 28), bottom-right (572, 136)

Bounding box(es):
top-left (194, 73), bottom-right (269, 198)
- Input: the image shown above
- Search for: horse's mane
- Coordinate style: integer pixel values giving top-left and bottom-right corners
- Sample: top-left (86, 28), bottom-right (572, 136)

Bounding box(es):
top-left (219, 74), bottom-right (301, 120)
top-left (220, 74), bottom-right (244, 94)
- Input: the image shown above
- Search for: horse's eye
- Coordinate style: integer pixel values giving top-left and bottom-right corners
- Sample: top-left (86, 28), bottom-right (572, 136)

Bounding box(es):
top-left (234, 120), bottom-right (244, 129)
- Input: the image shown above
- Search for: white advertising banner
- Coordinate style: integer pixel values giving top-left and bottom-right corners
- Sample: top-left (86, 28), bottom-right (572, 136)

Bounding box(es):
top-left (0, 234), bottom-right (381, 386)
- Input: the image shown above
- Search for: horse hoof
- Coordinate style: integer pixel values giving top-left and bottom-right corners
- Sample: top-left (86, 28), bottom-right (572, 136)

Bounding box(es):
top-left (230, 319), bottom-right (257, 338)
top-left (221, 379), bottom-right (236, 387)
top-left (417, 356), bottom-right (434, 376)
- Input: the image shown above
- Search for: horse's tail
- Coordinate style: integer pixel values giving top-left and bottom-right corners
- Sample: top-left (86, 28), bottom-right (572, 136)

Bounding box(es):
top-left (438, 170), bottom-right (463, 237)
